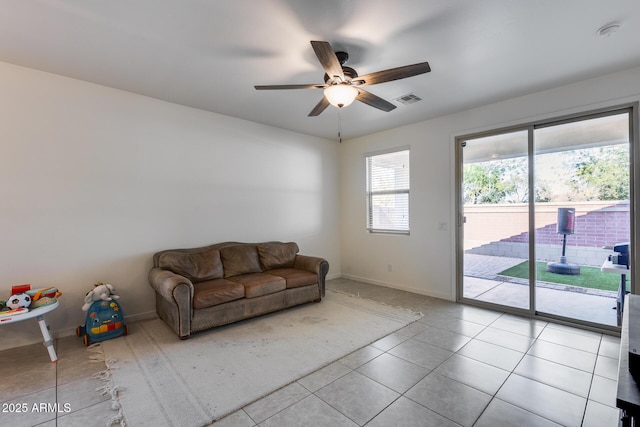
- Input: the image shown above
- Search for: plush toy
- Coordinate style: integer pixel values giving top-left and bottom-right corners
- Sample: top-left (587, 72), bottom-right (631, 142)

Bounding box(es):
top-left (77, 283), bottom-right (128, 346)
top-left (7, 293), bottom-right (32, 310)
top-left (82, 282), bottom-right (119, 311)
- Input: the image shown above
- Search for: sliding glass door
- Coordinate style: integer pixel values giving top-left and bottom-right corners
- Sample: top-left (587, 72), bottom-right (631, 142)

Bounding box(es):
top-left (533, 113), bottom-right (631, 326)
top-left (457, 107), bottom-right (634, 328)
top-left (460, 129), bottom-right (531, 311)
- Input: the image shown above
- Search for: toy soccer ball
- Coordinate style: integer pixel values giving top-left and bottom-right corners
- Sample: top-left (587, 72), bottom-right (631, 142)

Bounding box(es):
top-left (6, 293), bottom-right (31, 310)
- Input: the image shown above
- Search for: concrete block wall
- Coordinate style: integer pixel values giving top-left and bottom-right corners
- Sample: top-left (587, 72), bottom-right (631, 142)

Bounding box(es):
top-left (467, 242), bottom-right (612, 268)
top-left (464, 201), bottom-right (629, 267)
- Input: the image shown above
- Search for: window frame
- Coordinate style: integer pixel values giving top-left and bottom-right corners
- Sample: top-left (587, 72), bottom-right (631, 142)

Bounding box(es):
top-left (365, 146), bottom-right (411, 235)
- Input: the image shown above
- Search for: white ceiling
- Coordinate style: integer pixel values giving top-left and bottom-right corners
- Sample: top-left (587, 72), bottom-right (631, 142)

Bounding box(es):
top-left (1, 0), bottom-right (639, 141)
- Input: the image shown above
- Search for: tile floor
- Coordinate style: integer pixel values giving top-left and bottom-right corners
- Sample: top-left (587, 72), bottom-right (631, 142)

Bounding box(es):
top-left (0, 278), bottom-right (624, 426)
top-left (215, 279), bottom-right (623, 427)
top-left (0, 333), bottom-right (115, 426)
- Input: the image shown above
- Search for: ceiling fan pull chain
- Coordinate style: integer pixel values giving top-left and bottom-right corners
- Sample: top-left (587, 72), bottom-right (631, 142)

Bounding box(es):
top-left (338, 109), bottom-right (342, 143)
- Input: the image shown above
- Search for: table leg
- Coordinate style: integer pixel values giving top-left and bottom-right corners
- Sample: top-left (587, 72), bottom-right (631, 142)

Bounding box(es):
top-left (36, 314), bottom-right (57, 363)
top-left (620, 409), bottom-right (633, 427)
top-left (618, 274), bottom-right (627, 327)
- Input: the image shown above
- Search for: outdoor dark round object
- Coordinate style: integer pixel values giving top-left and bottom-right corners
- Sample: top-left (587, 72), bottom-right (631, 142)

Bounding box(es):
top-left (547, 260), bottom-right (581, 275)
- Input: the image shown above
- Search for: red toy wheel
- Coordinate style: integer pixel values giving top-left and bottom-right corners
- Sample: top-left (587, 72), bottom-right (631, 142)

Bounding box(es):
top-left (83, 334), bottom-right (89, 347)
top-left (123, 324), bottom-right (129, 336)
top-left (76, 326), bottom-right (82, 337)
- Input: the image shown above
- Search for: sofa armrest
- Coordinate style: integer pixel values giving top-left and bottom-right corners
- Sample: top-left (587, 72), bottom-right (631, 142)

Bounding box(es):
top-left (149, 267), bottom-right (194, 302)
top-left (149, 267), bottom-right (194, 339)
top-left (294, 255), bottom-right (329, 298)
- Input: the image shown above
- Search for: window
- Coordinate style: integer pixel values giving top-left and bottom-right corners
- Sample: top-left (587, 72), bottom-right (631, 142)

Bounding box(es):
top-left (366, 147), bottom-right (410, 234)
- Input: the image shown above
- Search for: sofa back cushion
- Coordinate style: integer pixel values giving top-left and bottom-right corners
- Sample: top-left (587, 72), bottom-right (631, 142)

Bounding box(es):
top-left (220, 245), bottom-right (262, 278)
top-left (157, 247), bottom-right (224, 282)
top-left (257, 242), bottom-right (299, 270)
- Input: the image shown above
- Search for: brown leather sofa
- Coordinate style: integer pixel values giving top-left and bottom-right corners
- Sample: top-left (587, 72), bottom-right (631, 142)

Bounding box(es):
top-left (148, 241), bottom-right (329, 339)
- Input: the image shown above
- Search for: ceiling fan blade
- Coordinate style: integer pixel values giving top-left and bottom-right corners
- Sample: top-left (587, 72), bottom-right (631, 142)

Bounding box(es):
top-left (353, 62), bottom-right (431, 86)
top-left (255, 84), bottom-right (325, 90)
top-left (310, 41), bottom-right (345, 82)
top-left (356, 89), bottom-right (396, 112)
top-left (308, 96), bottom-right (330, 116)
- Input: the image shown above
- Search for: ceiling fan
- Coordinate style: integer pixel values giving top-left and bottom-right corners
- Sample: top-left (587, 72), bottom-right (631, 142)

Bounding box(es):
top-left (255, 41), bottom-right (431, 116)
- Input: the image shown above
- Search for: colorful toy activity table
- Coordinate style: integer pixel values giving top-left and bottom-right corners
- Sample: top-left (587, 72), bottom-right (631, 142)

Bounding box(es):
top-left (0, 301), bottom-right (59, 362)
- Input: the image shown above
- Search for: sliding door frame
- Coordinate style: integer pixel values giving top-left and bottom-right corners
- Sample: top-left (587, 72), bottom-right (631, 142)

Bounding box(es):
top-left (455, 102), bottom-right (639, 332)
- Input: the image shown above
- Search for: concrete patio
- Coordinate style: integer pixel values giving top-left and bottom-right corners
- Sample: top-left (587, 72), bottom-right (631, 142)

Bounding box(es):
top-left (463, 254), bottom-right (619, 327)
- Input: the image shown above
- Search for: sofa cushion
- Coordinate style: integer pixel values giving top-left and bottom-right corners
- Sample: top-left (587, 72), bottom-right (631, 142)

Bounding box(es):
top-left (157, 248), bottom-right (224, 282)
top-left (193, 279), bottom-right (245, 309)
top-left (220, 245), bottom-right (262, 278)
top-left (256, 242), bottom-right (299, 270)
top-left (266, 268), bottom-right (317, 289)
top-left (227, 273), bottom-right (286, 298)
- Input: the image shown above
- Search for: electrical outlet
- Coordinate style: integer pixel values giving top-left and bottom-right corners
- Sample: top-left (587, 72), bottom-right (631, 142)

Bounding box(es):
top-left (438, 222), bottom-right (448, 230)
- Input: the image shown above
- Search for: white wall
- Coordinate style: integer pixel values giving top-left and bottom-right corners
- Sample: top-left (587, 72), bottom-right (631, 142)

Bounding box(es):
top-left (0, 62), bottom-right (341, 350)
top-left (340, 66), bottom-right (640, 301)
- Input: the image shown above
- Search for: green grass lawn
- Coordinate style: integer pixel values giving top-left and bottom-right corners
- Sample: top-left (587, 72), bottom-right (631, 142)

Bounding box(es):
top-left (498, 261), bottom-right (624, 292)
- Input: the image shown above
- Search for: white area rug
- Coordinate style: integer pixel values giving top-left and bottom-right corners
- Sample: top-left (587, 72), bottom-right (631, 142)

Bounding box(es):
top-left (100, 290), bottom-right (422, 426)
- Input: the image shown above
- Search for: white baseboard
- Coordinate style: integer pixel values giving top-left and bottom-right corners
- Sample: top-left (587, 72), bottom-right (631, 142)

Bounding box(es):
top-left (338, 274), bottom-right (453, 302)
top-left (325, 273), bottom-right (342, 281)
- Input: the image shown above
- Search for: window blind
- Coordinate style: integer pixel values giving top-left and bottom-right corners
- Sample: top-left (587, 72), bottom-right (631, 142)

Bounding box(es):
top-left (366, 148), bottom-right (410, 233)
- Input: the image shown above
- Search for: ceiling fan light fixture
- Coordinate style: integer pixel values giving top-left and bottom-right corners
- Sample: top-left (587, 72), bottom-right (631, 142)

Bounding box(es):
top-left (324, 83), bottom-right (358, 108)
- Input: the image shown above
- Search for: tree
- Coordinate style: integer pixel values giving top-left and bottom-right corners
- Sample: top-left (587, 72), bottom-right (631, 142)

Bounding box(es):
top-left (463, 162), bottom-right (508, 204)
top-left (465, 144), bottom-right (629, 204)
top-left (464, 157), bottom-right (547, 204)
top-left (568, 145), bottom-right (629, 201)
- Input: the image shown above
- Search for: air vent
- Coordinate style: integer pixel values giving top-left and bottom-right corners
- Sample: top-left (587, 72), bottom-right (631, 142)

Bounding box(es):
top-left (394, 93), bottom-right (422, 105)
